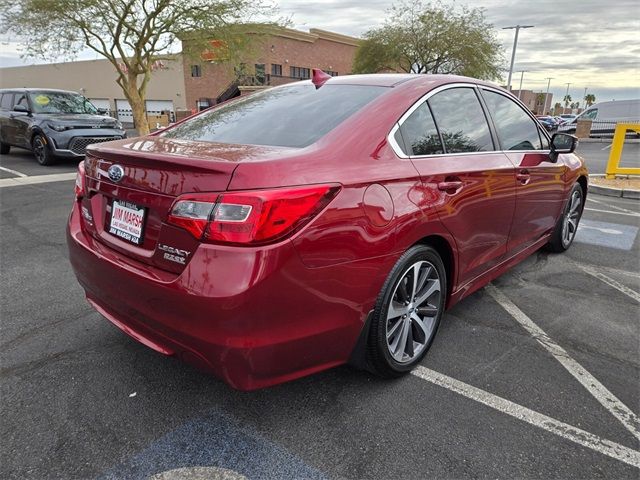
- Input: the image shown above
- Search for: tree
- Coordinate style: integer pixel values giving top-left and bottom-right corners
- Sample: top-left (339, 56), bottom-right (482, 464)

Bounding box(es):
top-left (535, 92), bottom-right (546, 113)
top-left (0, 0), bottom-right (271, 135)
top-left (584, 93), bottom-right (596, 107)
top-left (563, 94), bottom-right (572, 108)
top-left (553, 102), bottom-right (562, 115)
top-left (353, 0), bottom-right (503, 80)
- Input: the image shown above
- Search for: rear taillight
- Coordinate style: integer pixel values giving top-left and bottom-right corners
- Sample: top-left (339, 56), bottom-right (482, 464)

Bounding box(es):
top-left (167, 184), bottom-right (340, 245)
top-left (74, 161), bottom-right (85, 199)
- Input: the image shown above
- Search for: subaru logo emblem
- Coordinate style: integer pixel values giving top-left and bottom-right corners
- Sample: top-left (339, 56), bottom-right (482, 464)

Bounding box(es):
top-left (108, 164), bottom-right (125, 183)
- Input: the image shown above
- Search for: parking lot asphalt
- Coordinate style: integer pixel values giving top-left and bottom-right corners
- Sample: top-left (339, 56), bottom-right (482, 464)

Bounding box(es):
top-left (1, 148), bottom-right (639, 479)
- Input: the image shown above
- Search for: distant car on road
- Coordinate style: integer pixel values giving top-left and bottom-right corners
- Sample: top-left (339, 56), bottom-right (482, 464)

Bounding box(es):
top-left (536, 115), bottom-right (557, 131)
top-left (0, 88), bottom-right (126, 165)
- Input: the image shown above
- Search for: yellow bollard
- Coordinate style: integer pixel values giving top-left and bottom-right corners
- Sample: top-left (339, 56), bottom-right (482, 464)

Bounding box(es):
top-left (605, 123), bottom-right (640, 179)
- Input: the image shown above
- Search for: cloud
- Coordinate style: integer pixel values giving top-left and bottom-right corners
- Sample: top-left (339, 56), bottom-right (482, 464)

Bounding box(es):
top-left (1, 0), bottom-right (638, 101)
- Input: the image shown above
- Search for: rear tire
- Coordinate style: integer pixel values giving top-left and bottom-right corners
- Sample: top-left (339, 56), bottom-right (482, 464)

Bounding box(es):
top-left (367, 245), bottom-right (446, 378)
top-left (0, 142), bottom-right (9, 154)
top-left (32, 134), bottom-right (55, 166)
top-left (547, 183), bottom-right (584, 252)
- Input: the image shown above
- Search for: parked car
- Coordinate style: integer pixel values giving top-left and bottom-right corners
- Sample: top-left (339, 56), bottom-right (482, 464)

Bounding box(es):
top-left (67, 73), bottom-right (586, 390)
top-left (559, 114), bottom-right (577, 124)
top-left (536, 115), bottom-right (557, 131)
top-left (559, 99), bottom-right (640, 136)
top-left (0, 88), bottom-right (126, 165)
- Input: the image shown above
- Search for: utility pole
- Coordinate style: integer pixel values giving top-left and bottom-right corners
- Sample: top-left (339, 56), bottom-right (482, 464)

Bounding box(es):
top-left (503, 25), bottom-right (534, 91)
top-left (517, 70), bottom-right (526, 100)
top-left (583, 87), bottom-right (588, 109)
top-left (545, 77), bottom-right (553, 114)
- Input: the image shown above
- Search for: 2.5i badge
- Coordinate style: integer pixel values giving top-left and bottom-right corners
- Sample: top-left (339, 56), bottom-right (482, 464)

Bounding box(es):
top-left (157, 243), bottom-right (191, 265)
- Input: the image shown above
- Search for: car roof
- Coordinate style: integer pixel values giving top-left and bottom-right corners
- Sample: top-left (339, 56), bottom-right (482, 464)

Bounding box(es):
top-left (296, 73), bottom-right (501, 89)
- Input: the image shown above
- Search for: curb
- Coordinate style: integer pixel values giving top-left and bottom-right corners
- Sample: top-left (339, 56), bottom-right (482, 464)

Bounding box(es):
top-left (588, 174), bottom-right (640, 200)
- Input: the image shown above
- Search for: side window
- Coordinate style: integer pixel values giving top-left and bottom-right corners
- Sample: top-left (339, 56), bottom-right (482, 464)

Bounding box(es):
top-left (583, 109), bottom-right (598, 120)
top-left (481, 89), bottom-right (542, 150)
top-left (14, 93), bottom-right (29, 109)
top-left (0, 93), bottom-right (13, 110)
top-left (428, 87), bottom-right (493, 153)
top-left (398, 102), bottom-right (444, 155)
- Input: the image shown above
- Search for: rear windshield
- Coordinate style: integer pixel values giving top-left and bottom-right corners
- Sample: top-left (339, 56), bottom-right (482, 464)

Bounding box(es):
top-left (162, 84), bottom-right (386, 148)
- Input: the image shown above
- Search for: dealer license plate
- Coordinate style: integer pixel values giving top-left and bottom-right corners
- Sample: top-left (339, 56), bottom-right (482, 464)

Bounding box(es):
top-left (108, 200), bottom-right (146, 245)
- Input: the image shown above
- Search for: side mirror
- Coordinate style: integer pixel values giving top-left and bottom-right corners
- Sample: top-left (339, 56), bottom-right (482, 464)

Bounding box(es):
top-left (13, 104), bottom-right (30, 113)
top-left (549, 133), bottom-right (577, 162)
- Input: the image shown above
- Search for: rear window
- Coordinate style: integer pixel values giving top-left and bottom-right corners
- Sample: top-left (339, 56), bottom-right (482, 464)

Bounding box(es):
top-left (162, 84), bottom-right (386, 148)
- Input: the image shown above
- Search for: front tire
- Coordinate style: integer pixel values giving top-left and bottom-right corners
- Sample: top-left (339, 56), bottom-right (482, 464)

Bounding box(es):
top-left (367, 245), bottom-right (446, 377)
top-left (32, 134), bottom-right (55, 166)
top-left (547, 183), bottom-right (584, 252)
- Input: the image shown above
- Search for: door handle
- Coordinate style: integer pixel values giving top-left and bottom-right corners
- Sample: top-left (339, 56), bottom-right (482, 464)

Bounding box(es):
top-left (437, 179), bottom-right (464, 194)
top-left (516, 170), bottom-right (531, 185)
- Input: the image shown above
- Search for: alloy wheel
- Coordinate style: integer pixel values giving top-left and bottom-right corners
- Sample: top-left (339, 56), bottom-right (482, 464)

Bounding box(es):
top-left (386, 260), bottom-right (441, 363)
top-left (562, 189), bottom-right (582, 247)
top-left (33, 137), bottom-right (46, 164)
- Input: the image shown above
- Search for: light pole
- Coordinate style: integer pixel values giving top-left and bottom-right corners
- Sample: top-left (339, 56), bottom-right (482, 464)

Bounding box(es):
top-left (545, 77), bottom-right (553, 114)
top-left (503, 25), bottom-right (534, 91)
top-left (517, 70), bottom-right (526, 100)
top-left (583, 87), bottom-right (588, 110)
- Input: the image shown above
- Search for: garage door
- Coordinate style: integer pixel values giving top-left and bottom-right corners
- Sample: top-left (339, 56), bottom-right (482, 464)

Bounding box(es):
top-left (89, 98), bottom-right (111, 114)
top-left (145, 100), bottom-right (174, 116)
top-left (115, 99), bottom-right (133, 124)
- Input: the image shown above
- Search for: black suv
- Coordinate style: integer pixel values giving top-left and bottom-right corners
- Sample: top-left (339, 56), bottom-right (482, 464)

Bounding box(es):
top-left (0, 88), bottom-right (126, 165)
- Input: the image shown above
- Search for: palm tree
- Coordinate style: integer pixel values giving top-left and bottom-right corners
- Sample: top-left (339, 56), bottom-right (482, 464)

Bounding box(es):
top-left (563, 94), bottom-right (572, 108)
top-left (584, 93), bottom-right (596, 107)
top-left (554, 102), bottom-right (562, 115)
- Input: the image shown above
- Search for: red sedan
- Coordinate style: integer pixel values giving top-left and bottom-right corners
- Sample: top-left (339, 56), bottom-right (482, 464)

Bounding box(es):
top-left (67, 72), bottom-right (587, 390)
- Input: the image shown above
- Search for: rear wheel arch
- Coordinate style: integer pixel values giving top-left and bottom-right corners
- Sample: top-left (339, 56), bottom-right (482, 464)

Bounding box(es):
top-left (413, 235), bottom-right (455, 307)
top-left (577, 175), bottom-right (588, 201)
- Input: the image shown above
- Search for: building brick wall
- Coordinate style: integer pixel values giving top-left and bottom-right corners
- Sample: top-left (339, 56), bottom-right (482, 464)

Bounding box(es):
top-left (182, 28), bottom-right (359, 112)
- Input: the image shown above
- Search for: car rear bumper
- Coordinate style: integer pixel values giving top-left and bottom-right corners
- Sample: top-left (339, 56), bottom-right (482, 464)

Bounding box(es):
top-left (66, 201), bottom-right (389, 390)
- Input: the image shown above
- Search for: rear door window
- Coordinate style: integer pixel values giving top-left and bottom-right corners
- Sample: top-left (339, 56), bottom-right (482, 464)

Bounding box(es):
top-left (0, 93), bottom-right (13, 110)
top-left (162, 84), bottom-right (386, 148)
top-left (427, 88), bottom-right (494, 153)
top-left (481, 89), bottom-right (542, 150)
top-left (398, 102), bottom-right (444, 155)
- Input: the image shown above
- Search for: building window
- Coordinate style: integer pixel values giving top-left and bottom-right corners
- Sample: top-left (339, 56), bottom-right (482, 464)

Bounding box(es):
top-left (290, 66), bottom-right (310, 79)
top-left (191, 65), bottom-right (202, 77)
top-left (271, 64), bottom-right (282, 76)
top-left (326, 71), bottom-right (338, 77)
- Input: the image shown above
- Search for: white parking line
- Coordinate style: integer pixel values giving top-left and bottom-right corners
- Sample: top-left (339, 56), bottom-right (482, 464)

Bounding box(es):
top-left (584, 207), bottom-right (640, 218)
top-left (0, 165), bottom-right (28, 177)
top-left (601, 143), bottom-right (612, 150)
top-left (577, 263), bottom-right (640, 303)
top-left (486, 284), bottom-right (640, 442)
top-left (588, 197), bottom-right (640, 216)
top-left (0, 172), bottom-right (76, 188)
top-left (411, 366), bottom-right (640, 468)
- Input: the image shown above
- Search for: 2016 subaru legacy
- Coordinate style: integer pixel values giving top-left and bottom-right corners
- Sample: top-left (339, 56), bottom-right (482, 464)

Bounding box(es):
top-left (0, 88), bottom-right (126, 165)
top-left (66, 72), bottom-right (586, 390)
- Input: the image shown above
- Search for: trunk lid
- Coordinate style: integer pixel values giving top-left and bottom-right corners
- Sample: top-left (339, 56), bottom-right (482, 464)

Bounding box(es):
top-left (80, 136), bottom-right (291, 273)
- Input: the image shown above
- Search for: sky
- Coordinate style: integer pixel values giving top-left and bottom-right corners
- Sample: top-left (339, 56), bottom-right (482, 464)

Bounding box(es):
top-left (1, 0), bottom-right (639, 104)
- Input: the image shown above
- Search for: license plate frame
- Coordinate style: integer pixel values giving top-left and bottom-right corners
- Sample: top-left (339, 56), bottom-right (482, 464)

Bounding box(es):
top-left (108, 199), bottom-right (146, 245)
